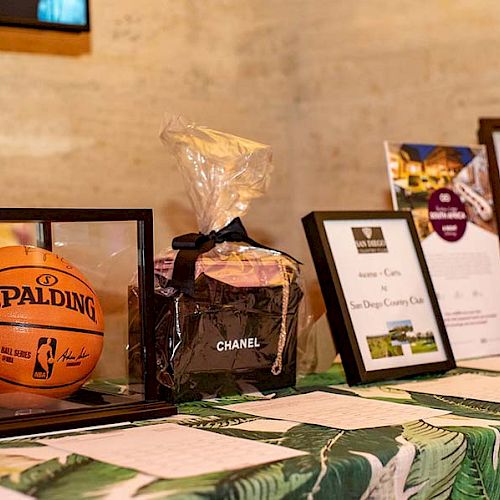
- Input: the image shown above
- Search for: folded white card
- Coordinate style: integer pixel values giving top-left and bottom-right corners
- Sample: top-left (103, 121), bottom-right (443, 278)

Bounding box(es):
top-left (41, 422), bottom-right (306, 479)
top-left (390, 373), bottom-right (500, 402)
top-left (457, 356), bottom-right (500, 372)
top-left (221, 391), bottom-right (449, 429)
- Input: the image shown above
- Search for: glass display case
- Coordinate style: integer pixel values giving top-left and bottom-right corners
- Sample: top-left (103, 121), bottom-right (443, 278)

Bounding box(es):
top-left (0, 208), bottom-right (175, 437)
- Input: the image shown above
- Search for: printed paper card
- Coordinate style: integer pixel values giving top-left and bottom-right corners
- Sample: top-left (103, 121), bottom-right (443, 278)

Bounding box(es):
top-left (457, 356), bottom-right (500, 372)
top-left (222, 391), bottom-right (449, 430)
top-left (41, 422), bottom-right (307, 479)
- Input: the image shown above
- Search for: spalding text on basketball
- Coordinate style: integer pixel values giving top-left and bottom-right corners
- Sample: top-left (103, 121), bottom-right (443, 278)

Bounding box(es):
top-left (0, 286), bottom-right (97, 323)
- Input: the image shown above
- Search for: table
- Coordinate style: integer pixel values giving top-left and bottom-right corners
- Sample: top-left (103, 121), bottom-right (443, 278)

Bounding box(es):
top-left (0, 365), bottom-right (499, 499)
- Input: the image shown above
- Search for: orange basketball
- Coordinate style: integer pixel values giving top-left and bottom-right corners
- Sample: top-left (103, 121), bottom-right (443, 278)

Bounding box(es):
top-left (0, 245), bottom-right (104, 399)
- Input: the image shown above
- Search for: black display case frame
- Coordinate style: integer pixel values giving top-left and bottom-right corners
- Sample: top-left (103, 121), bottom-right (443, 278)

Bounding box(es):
top-left (0, 208), bottom-right (175, 438)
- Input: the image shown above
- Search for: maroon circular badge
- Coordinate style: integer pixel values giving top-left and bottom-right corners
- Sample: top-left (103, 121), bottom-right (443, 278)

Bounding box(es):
top-left (428, 188), bottom-right (467, 241)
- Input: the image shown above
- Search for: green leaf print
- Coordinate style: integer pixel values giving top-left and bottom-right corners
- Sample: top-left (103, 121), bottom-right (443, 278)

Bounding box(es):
top-left (0, 440), bottom-right (44, 448)
top-left (451, 426), bottom-right (500, 500)
top-left (403, 420), bottom-right (466, 500)
top-left (280, 424), bottom-right (344, 454)
top-left (214, 460), bottom-right (314, 500)
top-left (0, 457), bottom-right (66, 494)
top-left (167, 413), bottom-right (262, 430)
top-left (136, 470), bottom-right (228, 499)
top-left (408, 392), bottom-right (500, 420)
top-left (136, 460), bottom-right (314, 500)
top-left (177, 400), bottom-right (252, 418)
top-left (139, 423), bottom-right (401, 499)
top-left (297, 363), bottom-right (346, 388)
top-left (283, 425), bottom-right (403, 500)
top-left (203, 427), bottom-right (285, 445)
top-left (353, 435), bottom-right (424, 500)
top-left (0, 454), bottom-right (137, 500)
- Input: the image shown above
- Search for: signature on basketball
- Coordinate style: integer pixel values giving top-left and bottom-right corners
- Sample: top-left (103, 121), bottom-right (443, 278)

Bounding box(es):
top-left (57, 347), bottom-right (90, 363)
top-left (23, 246), bottom-right (74, 270)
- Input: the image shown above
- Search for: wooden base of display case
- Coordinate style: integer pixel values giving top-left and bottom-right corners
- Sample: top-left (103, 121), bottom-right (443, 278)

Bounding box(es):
top-left (0, 401), bottom-right (176, 438)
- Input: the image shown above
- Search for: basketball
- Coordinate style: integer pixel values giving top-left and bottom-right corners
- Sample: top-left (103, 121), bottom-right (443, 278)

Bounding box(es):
top-left (0, 246), bottom-right (104, 399)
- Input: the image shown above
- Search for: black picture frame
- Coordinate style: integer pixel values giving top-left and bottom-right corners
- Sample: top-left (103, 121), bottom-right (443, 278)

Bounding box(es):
top-left (0, 0), bottom-right (90, 32)
top-left (477, 118), bottom-right (500, 235)
top-left (302, 210), bottom-right (455, 385)
top-left (0, 208), bottom-right (175, 438)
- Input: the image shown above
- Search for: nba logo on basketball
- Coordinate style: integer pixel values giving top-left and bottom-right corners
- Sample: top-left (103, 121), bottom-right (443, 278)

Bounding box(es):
top-left (32, 337), bottom-right (57, 380)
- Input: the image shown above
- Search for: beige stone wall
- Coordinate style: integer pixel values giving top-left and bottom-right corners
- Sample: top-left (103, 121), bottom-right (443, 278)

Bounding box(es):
top-left (1, 0), bottom-right (500, 316)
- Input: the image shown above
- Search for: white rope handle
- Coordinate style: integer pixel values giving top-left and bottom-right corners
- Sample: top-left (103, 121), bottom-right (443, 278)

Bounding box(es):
top-left (271, 259), bottom-right (291, 376)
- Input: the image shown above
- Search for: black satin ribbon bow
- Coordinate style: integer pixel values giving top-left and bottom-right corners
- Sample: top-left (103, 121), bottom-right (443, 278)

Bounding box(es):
top-left (171, 217), bottom-right (299, 296)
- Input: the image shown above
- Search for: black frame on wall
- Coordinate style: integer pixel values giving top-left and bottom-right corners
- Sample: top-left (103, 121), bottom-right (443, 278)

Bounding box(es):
top-left (477, 118), bottom-right (500, 236)
top-left (302, 210), bottom-right (455, 385)
top-left (0, 0), bottom-right (90, 32)
top-left (0, 208), bottom-right (175, 438)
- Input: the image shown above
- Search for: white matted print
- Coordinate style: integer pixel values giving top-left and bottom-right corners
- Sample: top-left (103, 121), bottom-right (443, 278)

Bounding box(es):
top-left (324, 217), bottom-right (448, 372)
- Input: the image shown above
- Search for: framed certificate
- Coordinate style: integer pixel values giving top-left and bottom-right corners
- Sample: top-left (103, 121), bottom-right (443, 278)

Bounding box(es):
top-left (302, 211), bottom-right (455, 385)
top-left (478, 118), bottom-right (500, 233)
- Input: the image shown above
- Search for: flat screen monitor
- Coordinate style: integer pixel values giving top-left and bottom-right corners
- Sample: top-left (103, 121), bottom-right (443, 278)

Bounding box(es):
top-left (0, 0), bottom-right (89, 32)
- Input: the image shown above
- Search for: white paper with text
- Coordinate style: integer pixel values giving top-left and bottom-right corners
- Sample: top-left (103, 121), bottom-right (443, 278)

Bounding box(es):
top-left (222, 391), bottom-right (449, 429)
top-left (41, 422), bottom-right (306, 479)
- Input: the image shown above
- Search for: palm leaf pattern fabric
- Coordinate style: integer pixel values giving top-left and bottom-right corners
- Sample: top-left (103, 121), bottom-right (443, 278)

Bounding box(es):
top-left (0, 366), bottom-right (499, 499)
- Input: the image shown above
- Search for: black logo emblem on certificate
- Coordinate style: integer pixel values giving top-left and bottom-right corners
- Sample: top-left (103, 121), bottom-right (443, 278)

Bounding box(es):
top-left (352, 227), bottom-right (388, 253)
top-left (33, 337), bottom-right (57, 380)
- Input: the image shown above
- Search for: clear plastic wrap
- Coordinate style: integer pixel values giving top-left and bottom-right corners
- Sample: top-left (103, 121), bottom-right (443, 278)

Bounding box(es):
top-left (160, 115), bottom-right (273, 234)
top-left (131, 116), bottom-right (303, 402)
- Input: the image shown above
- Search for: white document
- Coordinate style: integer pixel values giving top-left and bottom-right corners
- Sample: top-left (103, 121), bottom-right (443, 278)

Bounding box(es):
top-left (41, 422), bottom-right (306, 479)
top-left (390, 373), bottom-right (500, 402)
top-left (458, 356), bottom-right (500, 372)
top-left (420, 224), bottom-right (500, 359)
top-left (0, 487), bottom-right (33, 499)
top-left (221, 391), bottom-right (449, 430)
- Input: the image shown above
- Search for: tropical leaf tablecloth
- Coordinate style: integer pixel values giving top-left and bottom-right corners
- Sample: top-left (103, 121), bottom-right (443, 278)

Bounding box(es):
top-left (0, 365), bottom-right (499, 499)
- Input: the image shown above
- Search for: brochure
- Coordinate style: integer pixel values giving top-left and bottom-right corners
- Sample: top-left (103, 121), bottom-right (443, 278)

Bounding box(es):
top-left (385, 143), bottom-right (500, 359)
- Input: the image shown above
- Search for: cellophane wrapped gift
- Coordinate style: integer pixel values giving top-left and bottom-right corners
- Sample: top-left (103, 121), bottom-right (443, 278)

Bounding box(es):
top-left (131, 116), bottom-right (303, 402)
